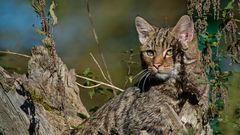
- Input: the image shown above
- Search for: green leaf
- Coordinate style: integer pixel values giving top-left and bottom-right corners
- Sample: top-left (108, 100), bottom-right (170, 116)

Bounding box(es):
top-left (95, 87), bottom-right (104, 94)
top-left (83, 68), bottom-right (92, 76)
top-left (49, 1), bottom-right (58, 26)
top-left (128, 75), bottom-right (133, 83)
top-left (31, 0), bottom-right (43, 15)
top-left (229, 54), bottom-right (240, 64)
top-left (77, 112), bottom-right (89, 119)
top-left (32, 25), bottom-right (46, 35)
top-left (224, 1), bottom-right (234, 10)
top-left (211, 42), bottom-right (219, 47)
top-left (88, 90), bottom-right (95, 99)
top-left (210, 118), bottom-right (221, 134)
top-left (84, 80), bottom-right (91, 86)
top-left (222, 11), bottom-right (226, 18)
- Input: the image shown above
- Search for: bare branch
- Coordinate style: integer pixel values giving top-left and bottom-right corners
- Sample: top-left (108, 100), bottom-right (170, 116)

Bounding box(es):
top-left (86, 0), bottom-right (115, 95)
top-left (76, 82), bottom-right (101, 89)
top-left (76, 74), bottom-right (124, 92)
top-left (0, 50), bottom-right (31, 58)
top-left (90, 53), bottom-right (111, 83)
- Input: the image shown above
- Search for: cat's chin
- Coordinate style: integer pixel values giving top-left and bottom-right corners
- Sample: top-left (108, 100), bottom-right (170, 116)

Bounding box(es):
top-left (154, 73), bottom-right (171, 81)
top-left (153, 68), bottom-right (179, 81)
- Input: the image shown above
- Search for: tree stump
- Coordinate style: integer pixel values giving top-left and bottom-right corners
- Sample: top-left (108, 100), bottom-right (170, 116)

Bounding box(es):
top-left (0, 45), bottom-right (88, 135)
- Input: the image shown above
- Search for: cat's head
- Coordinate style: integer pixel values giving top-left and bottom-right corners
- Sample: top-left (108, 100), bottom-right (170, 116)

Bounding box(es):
top-left (135, 15), bottom-right (196, 81)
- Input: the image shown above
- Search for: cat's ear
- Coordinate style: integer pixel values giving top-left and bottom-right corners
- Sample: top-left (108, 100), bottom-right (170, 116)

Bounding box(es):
top-left (135, 16), bottom-right (154, 44)
top-left (172, 15), bottom-right (194, 44)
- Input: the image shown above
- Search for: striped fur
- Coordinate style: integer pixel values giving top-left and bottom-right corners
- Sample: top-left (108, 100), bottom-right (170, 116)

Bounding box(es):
top-left (77, 15), bottom-right (211, 135)
top-left (135, 16), bottom-right (196, 91)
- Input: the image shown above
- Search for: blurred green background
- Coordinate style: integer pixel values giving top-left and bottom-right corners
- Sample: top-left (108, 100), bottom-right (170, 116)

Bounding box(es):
top-left (0, 0), bottom-right (189, 110)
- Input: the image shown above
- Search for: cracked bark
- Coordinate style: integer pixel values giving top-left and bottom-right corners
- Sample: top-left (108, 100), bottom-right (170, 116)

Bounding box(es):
top-left (0, 45), bottom-right (88, 135)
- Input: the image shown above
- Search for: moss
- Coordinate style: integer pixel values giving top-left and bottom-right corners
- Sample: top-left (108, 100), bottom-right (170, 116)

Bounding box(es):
top-left (28, 88), bottom-right (59, 111)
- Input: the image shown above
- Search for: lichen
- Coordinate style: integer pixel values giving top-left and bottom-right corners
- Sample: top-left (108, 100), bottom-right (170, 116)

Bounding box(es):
top-left (29, 88), bottom-right (59, 112)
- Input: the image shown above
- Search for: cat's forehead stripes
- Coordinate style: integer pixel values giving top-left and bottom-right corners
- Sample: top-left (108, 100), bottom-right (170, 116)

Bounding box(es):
top-left (143, 28), bottom-right (178, 53)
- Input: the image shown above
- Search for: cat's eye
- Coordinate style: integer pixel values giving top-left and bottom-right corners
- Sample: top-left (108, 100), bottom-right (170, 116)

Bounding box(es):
top-left (146, 50), bottom-right (155, 57)
top-left (166, 49), bottom-right (173, 57)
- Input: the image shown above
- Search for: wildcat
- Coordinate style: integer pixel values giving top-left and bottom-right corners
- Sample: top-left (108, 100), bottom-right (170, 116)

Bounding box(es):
top-left (135, 15), bottom-right (199, 92)
top-left (76, 15), bottom-right (211, 135)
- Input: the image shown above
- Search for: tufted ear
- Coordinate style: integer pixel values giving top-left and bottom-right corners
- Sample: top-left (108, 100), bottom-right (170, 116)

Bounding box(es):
top-left (171, 15), bottom-right (194, 45)
top-left (135, 16), bottom-right (155, 44)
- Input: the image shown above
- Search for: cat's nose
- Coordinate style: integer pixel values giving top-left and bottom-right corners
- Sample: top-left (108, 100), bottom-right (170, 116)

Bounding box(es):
top-left (153, 64), bottom-right (161, 69)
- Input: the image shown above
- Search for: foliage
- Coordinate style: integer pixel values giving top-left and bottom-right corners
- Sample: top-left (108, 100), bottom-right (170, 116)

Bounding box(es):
top-left (121, 49), bottom-right (139, 88)
top-left (188, 0), bottom-right (240, 134)
top-left (31, 0), bottom-right (57, 49)
top-left (219, 73), bottom-right (240, 135)
top-left (82, 68), bottom-right (114, 99)
top-left (49, 1), bottom-right (57, 26)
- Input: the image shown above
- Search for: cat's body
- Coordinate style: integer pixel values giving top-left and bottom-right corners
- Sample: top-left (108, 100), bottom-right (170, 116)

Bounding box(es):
top-left (76, 15), bottom-right (211, 135)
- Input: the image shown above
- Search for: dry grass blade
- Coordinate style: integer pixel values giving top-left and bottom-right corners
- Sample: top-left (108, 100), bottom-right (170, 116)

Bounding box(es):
top-left (86, 0), bottom-right (116, 95)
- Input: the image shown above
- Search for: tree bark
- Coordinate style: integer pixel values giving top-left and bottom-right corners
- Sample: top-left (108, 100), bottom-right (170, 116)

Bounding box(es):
top-left (0, 45), bottom-right (88, 135)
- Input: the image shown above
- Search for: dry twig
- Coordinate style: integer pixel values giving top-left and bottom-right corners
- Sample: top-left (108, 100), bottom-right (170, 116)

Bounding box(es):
top-left (76, 82), bottom-right (101, 89)
top-left (0, 50), bottom-right (124, 92)
top-left (76, 74), bottom-right (124, 92)
top-left (90, 53), bottom-right (111, 83)
top-left (0, 50), bottom-right (31, 58)
top-left (86, 0), bottom-right (116, 95)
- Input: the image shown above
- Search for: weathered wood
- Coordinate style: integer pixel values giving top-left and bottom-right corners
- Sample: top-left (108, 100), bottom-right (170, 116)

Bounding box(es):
top-left (0, 45), bottom-right (88, 135)
top-left (0, 66), bottom-right (57, 135)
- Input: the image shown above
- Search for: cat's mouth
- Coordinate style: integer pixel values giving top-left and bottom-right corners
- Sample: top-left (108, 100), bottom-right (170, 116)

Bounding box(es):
top-left (150, 67), bottom-right (179, 81)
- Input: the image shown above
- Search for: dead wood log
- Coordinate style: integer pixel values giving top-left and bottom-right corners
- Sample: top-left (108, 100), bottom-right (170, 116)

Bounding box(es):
top-left (0, 45), bottom-right (88, 135)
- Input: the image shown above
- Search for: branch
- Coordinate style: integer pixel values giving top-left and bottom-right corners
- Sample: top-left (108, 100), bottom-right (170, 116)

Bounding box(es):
top-left (86, 0), bottom-right (115, 95)
top-left (76, 82), bottom-right (101, 89)
top-left (0, 50), bottom-right (31, 58)
top-left (0, 50), bottom-right (123, 92)
top-left (76, 74), bottom-right (124, 92)
top-left (90, 52), bottom-right (111, 83)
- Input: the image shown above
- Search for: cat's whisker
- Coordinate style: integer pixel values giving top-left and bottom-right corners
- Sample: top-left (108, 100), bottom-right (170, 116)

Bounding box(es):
top-left (142, 73), bottom-right (151, 91)
top-left (137, 71), bottom-right (150, 89)
top-left (132, 69), bottom-right (147, 80)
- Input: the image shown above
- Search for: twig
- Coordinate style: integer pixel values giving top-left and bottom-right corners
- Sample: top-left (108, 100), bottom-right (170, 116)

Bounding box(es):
top-left (76, 74), bottom-right (124, 92)
top-left (0, 50), bottom-right (31, 58)
top-left (86, 0), bottom-right (115, 95)
top-left (76, 82), bottom-right (101, 89)
top-left (90, 53), bottom-right (111, 83)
